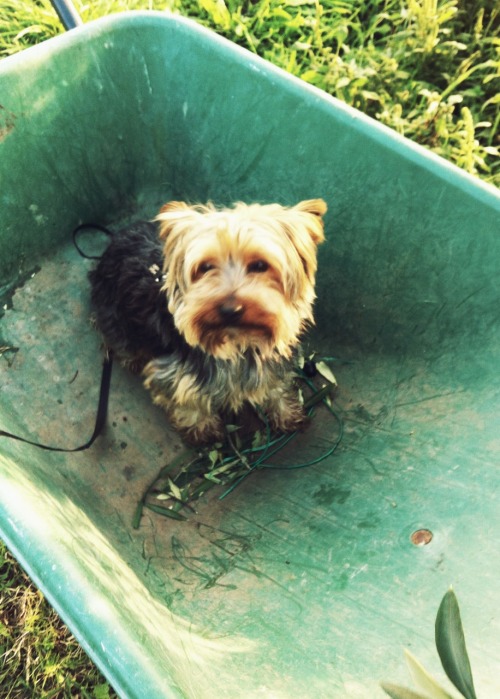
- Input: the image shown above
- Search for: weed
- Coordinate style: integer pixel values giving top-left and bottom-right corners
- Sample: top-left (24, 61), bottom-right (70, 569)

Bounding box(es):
top-left (0, 542), bottom-right (117, 698)
top-left (0, 1), bottom-right (498, 183)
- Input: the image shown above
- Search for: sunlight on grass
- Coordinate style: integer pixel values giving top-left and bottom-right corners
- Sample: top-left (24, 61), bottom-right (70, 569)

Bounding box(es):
top-left (0, 1), bottom-right (498, 183)
top-left (1, 541), bottom-right (117, 698)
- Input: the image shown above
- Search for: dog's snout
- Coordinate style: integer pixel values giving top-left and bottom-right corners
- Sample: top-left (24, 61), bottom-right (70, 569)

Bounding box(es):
top-left (218, 299), bottom-right (244, 322)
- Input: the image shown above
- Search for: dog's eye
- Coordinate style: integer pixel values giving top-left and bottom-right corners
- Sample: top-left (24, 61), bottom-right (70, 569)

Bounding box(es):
top-left (247, 260), bottom-right (269, 274)
top-left (198, 261), bottom-right (215, 274)
top-left (192, 261), bottom-right (216, 283)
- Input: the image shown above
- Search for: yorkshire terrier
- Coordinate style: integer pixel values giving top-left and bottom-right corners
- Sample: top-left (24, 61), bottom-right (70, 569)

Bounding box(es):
top-left (89, 199), bottom-right (326, 445)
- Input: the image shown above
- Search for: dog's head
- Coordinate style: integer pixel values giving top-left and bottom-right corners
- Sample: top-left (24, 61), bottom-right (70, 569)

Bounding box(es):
top-left (155, 199), bottom-right (326, 360)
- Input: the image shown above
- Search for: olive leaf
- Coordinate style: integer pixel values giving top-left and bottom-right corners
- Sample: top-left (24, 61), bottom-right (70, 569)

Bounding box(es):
top-left (435, 588), bottom-right (477, 699)
top-left (381, 591), bottom-right (478, 699)
top-left (315, 360), bottom-right (338, 386)
top-left (404, 649), bottom-right (455, 699)
top-left (208, 449), bottom-right (220, 467)
top-left (144, 503), bottom-right (187, 521)
top-left (167, 477), bottom-right (183, 502)
top-left (380, 682), bottom-right (430, 699)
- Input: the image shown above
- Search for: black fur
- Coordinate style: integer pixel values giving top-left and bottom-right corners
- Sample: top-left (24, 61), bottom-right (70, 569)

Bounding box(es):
top-left (89, 221), bottom-right (265, 383)
top-left (89, 221), bottom-right (181, 362)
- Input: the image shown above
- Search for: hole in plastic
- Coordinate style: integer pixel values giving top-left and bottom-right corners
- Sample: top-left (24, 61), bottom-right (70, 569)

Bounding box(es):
top-left (410, 529), bottom-right (433, 546)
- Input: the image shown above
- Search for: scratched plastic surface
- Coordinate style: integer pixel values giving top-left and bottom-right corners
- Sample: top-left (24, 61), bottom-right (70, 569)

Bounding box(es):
top-left (1, 13), bottom-right (500, 699)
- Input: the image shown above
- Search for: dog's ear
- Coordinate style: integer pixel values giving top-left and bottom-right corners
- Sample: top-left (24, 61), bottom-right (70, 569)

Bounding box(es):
top-left (274, 198), bottom-right (327, 295)
top-left (155, 201), bottom-right (193, 240)
top-left (158, 201), bottom-right (190, 215)
top-left (294, 199), bottom-right (327, 218)
top-left (293, 199), bottom-right (327, 245)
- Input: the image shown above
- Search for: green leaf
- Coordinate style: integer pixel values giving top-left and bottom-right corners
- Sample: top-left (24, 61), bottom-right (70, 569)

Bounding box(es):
top-left (315, 360), bottom-right (338, 386)
top-left (404, 650), bottom-right (455, 699)
top-left (199, 0), bottom-right (231, 29)
top-left (301, 69), bottom-right (320, 83)
top-left (167, 477), bottom-right (183, 502)
top-left (251, 430), bottom-right (265, 449)
top-left (208, 449), bottom-right (220, 468)
top-left (380, 682), bottom-right (430, 699)
top-left (93, 684), bottom-right (111, 699)
top-left (131, 500), bottom-right (145, 530)
top-left (303, 382), bottom-right (334, 409)
top-left (144, 503), bottom-right (187, 521)
top-left (205, 458), bottom-right (240, 481)
top-left (435, 589), bottom-right (477, 699)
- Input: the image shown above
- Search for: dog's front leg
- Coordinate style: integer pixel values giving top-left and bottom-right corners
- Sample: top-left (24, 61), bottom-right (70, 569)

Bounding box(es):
top-left (143, 360), bottom-right (224, 445)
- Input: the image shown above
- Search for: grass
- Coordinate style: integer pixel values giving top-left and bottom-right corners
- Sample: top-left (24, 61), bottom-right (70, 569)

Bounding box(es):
top-left (0, 541), bottom-right (117, 699)
top-left (0, 0), bottom-right (498, 185)
top-left (0, 0), bottom-right (498, 696)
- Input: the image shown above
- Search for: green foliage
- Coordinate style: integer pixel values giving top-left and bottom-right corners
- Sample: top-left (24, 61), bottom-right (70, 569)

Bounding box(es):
top-left (381, 588), bottom-right (479, 699)
top-left (404, 650), bottom-right (455, 699)
top-left (169, 0), bottom-right (499, 186)
top-left (381, 685), bottom-right (433, 699)
top-left (0, 0), bottom-right (498, 185)
top-left (0, 541), bottom-right (117, 698)
top-left (435, 589), bottom-right (477, 699)
top-left (0, 0), bottom-right (61, 53)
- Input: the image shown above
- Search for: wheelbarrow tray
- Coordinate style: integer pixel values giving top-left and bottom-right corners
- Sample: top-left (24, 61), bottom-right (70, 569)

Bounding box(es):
top-left (1, 12), bottom-right (499, 698)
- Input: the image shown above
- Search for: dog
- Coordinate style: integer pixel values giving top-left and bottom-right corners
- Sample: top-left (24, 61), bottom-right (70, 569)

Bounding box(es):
top-left (89, 199), bottom-right (326, 445)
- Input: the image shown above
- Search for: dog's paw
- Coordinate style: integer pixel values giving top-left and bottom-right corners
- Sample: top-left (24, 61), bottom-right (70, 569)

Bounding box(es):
top-left (268, 403), bottom-right (308, 435)
top-left (173, 413), bottom-right (225, 447)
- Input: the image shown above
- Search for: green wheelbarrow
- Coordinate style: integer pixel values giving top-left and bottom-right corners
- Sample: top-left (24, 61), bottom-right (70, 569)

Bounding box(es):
top-left (1, 9), bottom-right (499, 698)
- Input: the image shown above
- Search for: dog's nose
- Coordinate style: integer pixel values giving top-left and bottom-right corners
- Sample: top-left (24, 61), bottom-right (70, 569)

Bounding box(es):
top-left (218, 300), bottom-right (244, 323)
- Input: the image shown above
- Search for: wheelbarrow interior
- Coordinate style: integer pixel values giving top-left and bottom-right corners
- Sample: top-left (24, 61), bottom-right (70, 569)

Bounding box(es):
top-left (0, 13), bottom-right (499, 698)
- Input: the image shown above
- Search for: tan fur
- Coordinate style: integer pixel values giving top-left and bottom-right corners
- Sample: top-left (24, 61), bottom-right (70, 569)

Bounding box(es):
top-left (155, 200), bottom-right (326, 363)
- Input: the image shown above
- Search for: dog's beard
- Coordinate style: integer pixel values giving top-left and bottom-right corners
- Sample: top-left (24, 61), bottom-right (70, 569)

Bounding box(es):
top-left (171, 292), bottom-right (308, 361)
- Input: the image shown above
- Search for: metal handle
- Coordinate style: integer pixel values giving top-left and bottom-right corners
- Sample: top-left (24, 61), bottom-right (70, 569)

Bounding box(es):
top-left (50, 0), bottom-right (83, 30)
